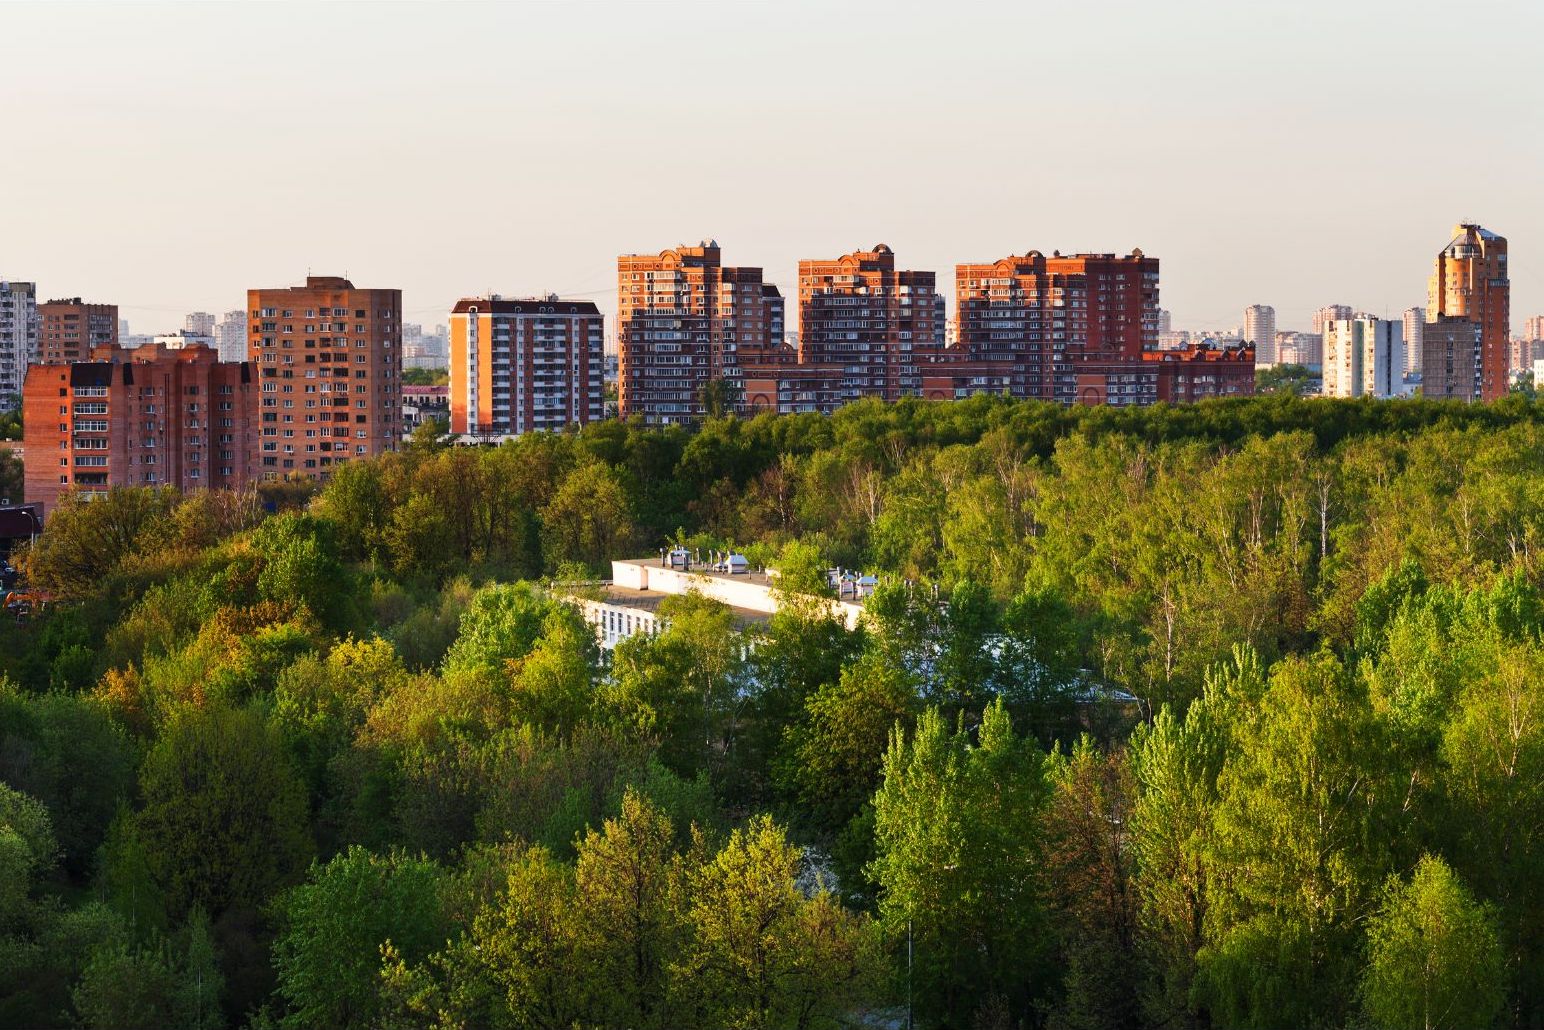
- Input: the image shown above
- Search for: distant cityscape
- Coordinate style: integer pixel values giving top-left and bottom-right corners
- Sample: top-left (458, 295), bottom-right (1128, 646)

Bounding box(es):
top-left (0, 221), bottom-right (1527, 513)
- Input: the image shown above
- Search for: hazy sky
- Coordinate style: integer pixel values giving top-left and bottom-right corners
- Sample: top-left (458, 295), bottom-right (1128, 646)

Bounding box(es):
top-left (4, 0), bottom-right (1543, 337)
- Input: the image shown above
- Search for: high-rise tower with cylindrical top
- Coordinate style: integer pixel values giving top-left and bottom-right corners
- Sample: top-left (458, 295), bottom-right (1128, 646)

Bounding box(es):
top-left (1428, 223), bottom-right (1508, 401)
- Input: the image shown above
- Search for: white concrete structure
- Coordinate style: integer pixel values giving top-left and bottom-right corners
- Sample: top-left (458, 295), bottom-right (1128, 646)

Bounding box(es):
top-left (0, 281), bottom-right (38, 404)
top-left (575, 596), bottom-right (663, 649)
top-left (1402, 307), bottom-right (1425, 374)
top-left (1324, 318), bottom-right (1404, 398)
top-left (1243, 305), bottom-right (1276, 365)
top-left (214, 310), bottom-right (247, 362)
top-left (611, 558), bottom-right (866, 631)
top-left (153, 330), bottom-right (216, 351)
top-left (184, 311), bottom-right (216, 337)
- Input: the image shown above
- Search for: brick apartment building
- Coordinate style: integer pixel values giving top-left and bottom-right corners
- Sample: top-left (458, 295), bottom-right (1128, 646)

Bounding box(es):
top-left (247, 276), bottom-right (401, 480)
top-left (793, 244), bottom-right (944, 403)
top-left (22, 343), bottom-right (256, 514)
top-left (1421, 317), bottom-right (1483, 401)
top-left (1427, 224), bottom-right (1509, 401)
top-left (37, 298), bottom-right (118, 364)
top-left (738, 245), bottom-right (1253, 414)
top-left (955, 250), bottom-right (1165, 403)
top-left (617, 241), bottom-right (784, 423)
top-left (448, 295), bottom-right (605, 437)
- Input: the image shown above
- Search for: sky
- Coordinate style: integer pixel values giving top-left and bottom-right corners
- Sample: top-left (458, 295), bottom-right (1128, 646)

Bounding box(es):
top-left (3, 0), bottom-right (1543, 338)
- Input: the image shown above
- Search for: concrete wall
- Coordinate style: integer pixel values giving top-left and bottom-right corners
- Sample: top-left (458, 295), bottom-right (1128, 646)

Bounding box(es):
top-left (610, 560), bottom-right (864, 630)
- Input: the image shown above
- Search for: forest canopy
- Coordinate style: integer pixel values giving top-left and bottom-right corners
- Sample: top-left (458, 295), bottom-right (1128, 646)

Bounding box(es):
top-left (2, 391), bottom-right (1543, 1029)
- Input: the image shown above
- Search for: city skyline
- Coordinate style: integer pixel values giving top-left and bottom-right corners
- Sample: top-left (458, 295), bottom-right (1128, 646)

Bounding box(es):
top-left (4, 2), bottom-right (1543, 336)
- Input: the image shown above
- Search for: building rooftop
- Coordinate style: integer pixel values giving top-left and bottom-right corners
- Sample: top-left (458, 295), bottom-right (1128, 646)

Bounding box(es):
top-left (450, 296), bottom-right (601, 316)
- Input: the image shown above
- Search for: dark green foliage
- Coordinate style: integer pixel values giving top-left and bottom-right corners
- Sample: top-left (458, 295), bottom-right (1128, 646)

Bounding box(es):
top-left (5, 395), bottom-right (1544, 1027)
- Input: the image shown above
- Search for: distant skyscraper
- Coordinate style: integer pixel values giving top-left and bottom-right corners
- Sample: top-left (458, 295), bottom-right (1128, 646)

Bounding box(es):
top-left (1428, 223), bottom-right (1509, 401)
top-left (1274, 331), bottom-right (1322, 367)
top-left (1526, 315), bottom-right (1544, 341)
top-left (1157, 309), bottom-right (1172, 333)
top-left (1324, 318), bottom-right (1403, 398)
top-left (247, 275), bottom-right (402, 479)
top-left (1402, 307), bottom-right (1425, 374)
top-left (0, 281), bottom-right (39, 404)
top-left (1509, 336), bottom-right (1536, 376)
top-left (1243, 305), bottom-right (1276, 364)
top-left (38, 298), bottom-right (117, 364)
top-left (1312, 304), bottom-right (1354, 334)
top-left (448, 295), bottom-right (605, 437)
top-left (118, 317), bottom-right (130, 338)
top-left (185, 311), bottom-right (216, 337)
top-left (214, 310), bottom-right (247, 362)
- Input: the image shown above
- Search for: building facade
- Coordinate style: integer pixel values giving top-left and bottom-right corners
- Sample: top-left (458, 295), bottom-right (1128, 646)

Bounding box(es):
top-left (1421, 317), bottom-right (1483, 401)
top-left (447, 295), bottom-right (605, 437)
top-left (38, 298), bottom-right (117, 365)
top-left (1428, 223), bottom-right (1509, 401)
top-left (0, 281), bottom-right (39, 405)
top-left (247, 275), bottom-right (401, 480)
top-left (793, 244), bottom-right (942, 403)
top-left (214, 310), bottom-right (248, 363)
top-left (1312, 304), bottom-right (1355, 334)
top-left (617, 240), bottom-right (783, 424)
top-left (1402, 307), bottom-right (1425, 374)
top-left (955, 249), bottom-right (1169, 404)
top-left (1243, 305), bottom-right (1276, 365)
top-left (1323, 318), bottom-right (1404, 398)
top-left (1274, 330), bottom-right (1322, 367)
top-left (185, 311), bottom-right (216, 337)
top-left (22, 343), bottom-right (256, 514)
top-left (625, 242), bottom-right (1248, 417)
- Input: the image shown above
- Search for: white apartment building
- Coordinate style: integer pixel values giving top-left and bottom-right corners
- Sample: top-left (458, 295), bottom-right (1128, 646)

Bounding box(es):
top-left (1243, 305), bottom-right (1276, 365)
top-left (0, 281), bottom-right (38, 405)
top-left (214, 310), bottom-right (247, 362)
top-left (1324, 318), bottom-right (1404, 398)
top-left (184, 311), bottom-right (216, 337)
top-left (1402, 307), bottom-right (1425, 374)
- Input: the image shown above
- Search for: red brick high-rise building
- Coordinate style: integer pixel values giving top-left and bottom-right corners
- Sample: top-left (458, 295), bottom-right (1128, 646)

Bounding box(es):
top-left (1428, 223), bottom-right (1509, 401)
top-left (448, 295), bottom-right (605, 437)
top-left (795, 244), bottom-right (942, 403)
top-left (955, 250), bottom-right (1163, 403)
top-left (629, 242), bottom-right (1250, 416)
top-left (22, 343), bottom-right (256, 515)
top-left (953, 250), bottom-right (1250, 405)
top-left (247, 276), bottom-right (401, 480)
top-left (617, 241), bottom-right (784, 424)
top-left (37, 299), bottom-right (117, 365)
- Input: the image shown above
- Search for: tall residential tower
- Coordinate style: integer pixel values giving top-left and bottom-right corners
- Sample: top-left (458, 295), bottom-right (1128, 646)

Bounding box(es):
top-left (616, 241), bottom-right (783, 424)
top-left (38, 298), bottom-right (117, 364)
top-left (1428, 223), bottom-right (1508, 401)
top-left (1243, 305), bottom-right (1276, 365)
top-left (0, 281), bottom-right (38, 405)
top-left (448, 295), bottom-right (605, 438)
top-left (247, 276), bottom-right (401, 480)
